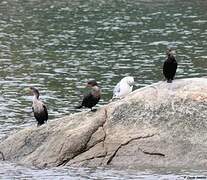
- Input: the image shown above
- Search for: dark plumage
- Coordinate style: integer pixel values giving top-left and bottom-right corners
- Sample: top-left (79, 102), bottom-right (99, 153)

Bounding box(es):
top-left (30, 87), bottom-right (48, 126)
top-left (163, 49), bottom-right (178, 83)
top-left (76, 80), bottom-right (101, 111)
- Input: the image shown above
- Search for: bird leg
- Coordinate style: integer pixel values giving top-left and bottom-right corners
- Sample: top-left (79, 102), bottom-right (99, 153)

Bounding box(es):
top-left (91, 108), bottom-right (97, 112)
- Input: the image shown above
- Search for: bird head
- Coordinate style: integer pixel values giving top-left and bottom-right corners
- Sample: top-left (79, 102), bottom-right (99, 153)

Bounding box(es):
top-left (122, 76), bottom-right (135, 86)
top-left (166, 49), bottom-right (176, 57)
top-left (86, 80), bottom-right (98, 88)
top-left (29, 87), bottom-right (40, 99)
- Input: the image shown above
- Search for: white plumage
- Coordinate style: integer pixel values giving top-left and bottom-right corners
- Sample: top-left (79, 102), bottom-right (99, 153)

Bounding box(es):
top-left (32, 97), bottom-right (45, 113)
top-left (113, 76), bottom-right (135, 98)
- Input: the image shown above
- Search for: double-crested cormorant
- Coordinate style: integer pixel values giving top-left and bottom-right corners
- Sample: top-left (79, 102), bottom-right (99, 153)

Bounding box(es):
top-left (163, 49), bottom-right (178, 83)
top-left (113, 76), bottom-right (135, 98)
top-left (76, 80), bottom-right (101, 112)
top-left (30, 87), bottom-right (48, 126)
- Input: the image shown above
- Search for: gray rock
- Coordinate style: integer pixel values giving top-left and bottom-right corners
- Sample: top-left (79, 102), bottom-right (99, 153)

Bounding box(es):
top-left (1, 78), bottom-right (207, 169)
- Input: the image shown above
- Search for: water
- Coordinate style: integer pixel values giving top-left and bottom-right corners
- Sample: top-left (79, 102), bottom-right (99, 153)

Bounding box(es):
top-left (1, 162), bottom-right (207, 180)
top-left (0, 0), bottom-right (207, 178)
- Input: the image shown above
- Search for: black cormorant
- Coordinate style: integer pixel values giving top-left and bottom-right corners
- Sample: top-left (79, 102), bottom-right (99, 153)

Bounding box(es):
top-left (30, 87), bottom-right (48, 126)
top-left (163, 49), bottom-right (178, 83)
top-left (76, 80), bottom-right (101, 112)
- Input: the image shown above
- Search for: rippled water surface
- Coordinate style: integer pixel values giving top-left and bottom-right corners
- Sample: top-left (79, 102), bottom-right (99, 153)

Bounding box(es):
top-left (1, 162), bottom-right (207, 180)
top-left (1, 0), bottom-right (207, 178)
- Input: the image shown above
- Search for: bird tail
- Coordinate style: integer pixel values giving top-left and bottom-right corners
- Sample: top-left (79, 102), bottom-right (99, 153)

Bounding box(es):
top-left (37, 122), bottom-right (44, 127)
top-left (75, 105), bottom-right (82, 109)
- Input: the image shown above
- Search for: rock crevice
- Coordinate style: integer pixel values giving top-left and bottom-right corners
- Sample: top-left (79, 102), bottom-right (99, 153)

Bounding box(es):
top-left (106, 134), bottom-right (156, 165)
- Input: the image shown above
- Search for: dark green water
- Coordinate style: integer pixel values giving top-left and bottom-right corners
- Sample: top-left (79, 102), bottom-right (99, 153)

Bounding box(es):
top-left (1, 0), bottom-right (207, 178)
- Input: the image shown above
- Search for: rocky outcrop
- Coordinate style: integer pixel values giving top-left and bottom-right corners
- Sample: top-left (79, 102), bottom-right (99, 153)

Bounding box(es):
top-left (1, 78), bottom-right (207, 169)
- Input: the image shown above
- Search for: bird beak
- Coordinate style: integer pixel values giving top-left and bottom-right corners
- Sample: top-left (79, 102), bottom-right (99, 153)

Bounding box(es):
top-left (29, 88), bottom-right (33, 95)
top-left (129, 81), bottom-right (135, 86)
top-left (86, 83), bottom-right (91, 88)
top-left (167, 49), bottom-right (176, 56)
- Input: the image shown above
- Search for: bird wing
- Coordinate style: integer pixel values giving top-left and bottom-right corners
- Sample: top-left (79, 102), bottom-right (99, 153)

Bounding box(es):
top-left (172, 61), bottom-right (178, 76)
top-left (175, 61), bottom-right (178, 69)
top-left (82, 93), bottom-right (93, 105)
top-left (43, 104), bottom-right (48, 121)
top-left (76, 92), bottom-right (93, 108)
top-left (163, 61), bottom-right (168, 75)
top-left (113, 82), bottom-right (121, 97)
